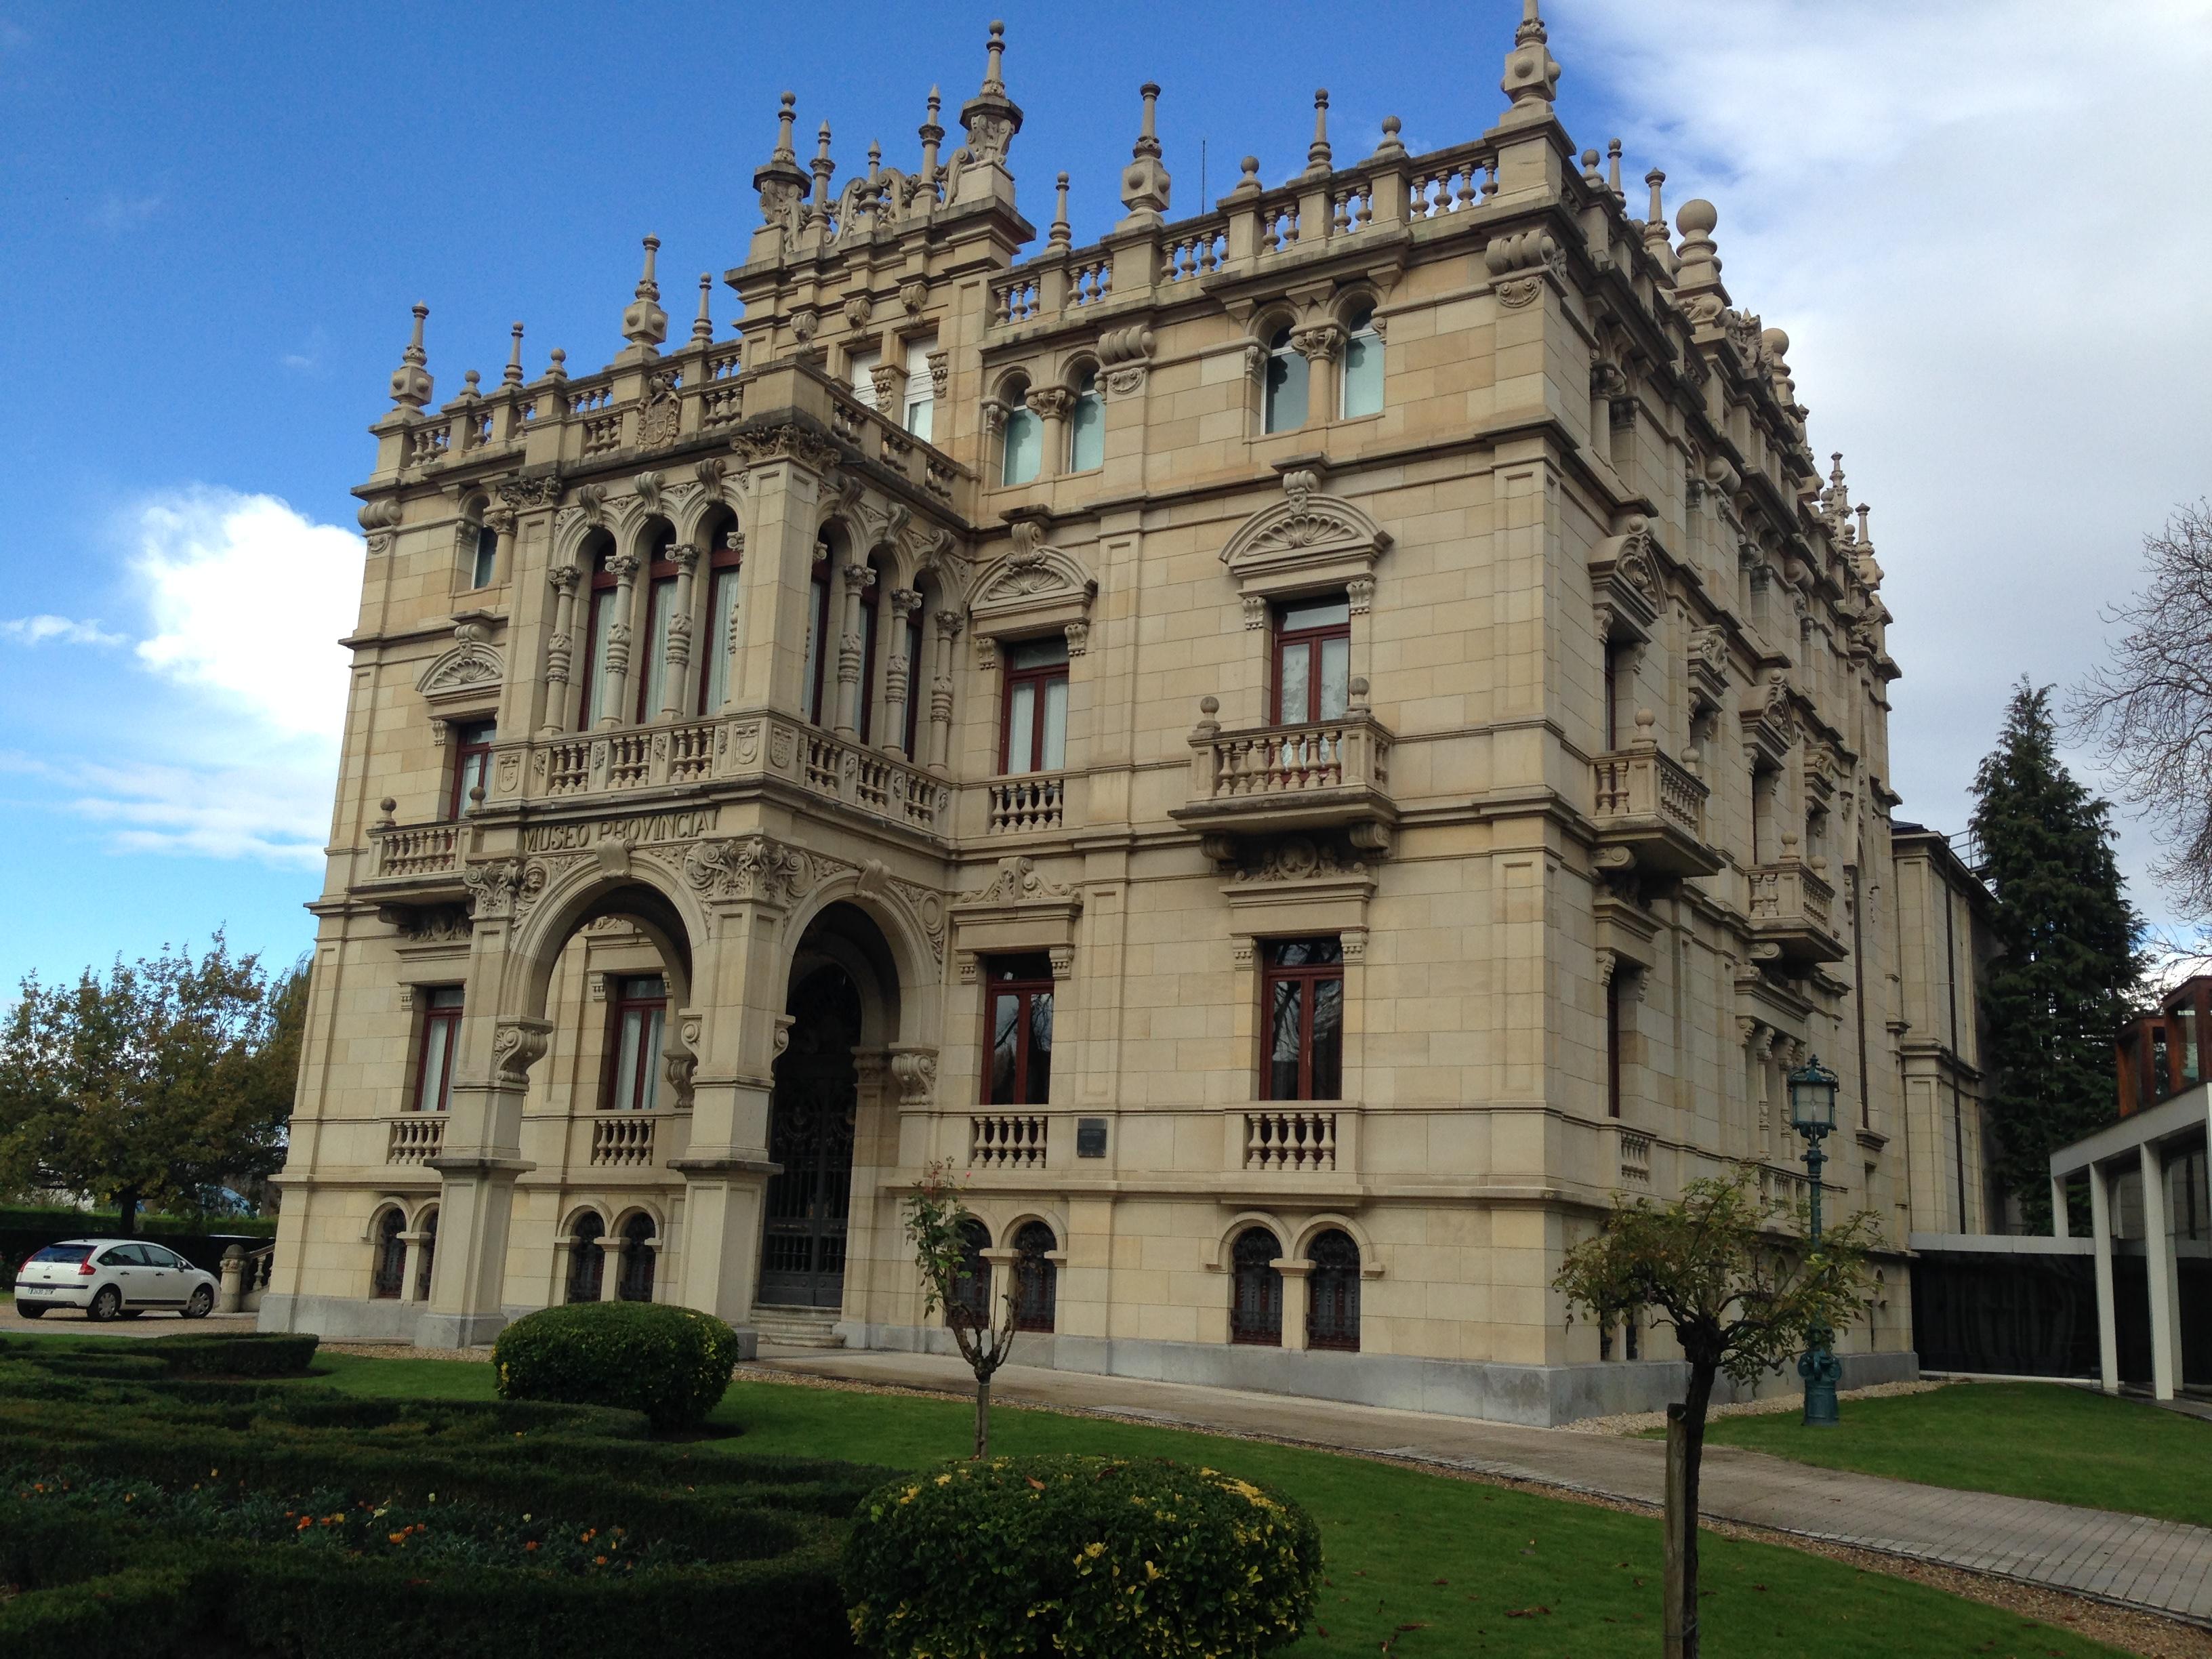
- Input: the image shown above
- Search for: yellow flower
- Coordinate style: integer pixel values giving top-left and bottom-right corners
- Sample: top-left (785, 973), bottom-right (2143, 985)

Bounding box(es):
top-left (935, 1473), bottom-right (953, 1486)
top-left (1083, 1542), bottom-right (1106, 1559)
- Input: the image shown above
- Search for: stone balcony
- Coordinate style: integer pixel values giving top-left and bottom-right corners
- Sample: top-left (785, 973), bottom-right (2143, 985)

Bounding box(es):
top-left (1747, 853), bottom-right (1848, 964)
top-left (1172, 694), bottom-right (1396, 844)
top-left (1589, 720), bottom-right (1722, 879)
top-left (361, 710), bottom-right (952, 895)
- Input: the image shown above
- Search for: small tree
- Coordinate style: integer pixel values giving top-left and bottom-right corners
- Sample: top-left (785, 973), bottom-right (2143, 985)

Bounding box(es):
top-left (0, 936), bottom-right (297, 1233)
top-left (1554, 1174), bottom-right (1880, 1659)
top-left (902, 1160), bottom-right (1019, 1458)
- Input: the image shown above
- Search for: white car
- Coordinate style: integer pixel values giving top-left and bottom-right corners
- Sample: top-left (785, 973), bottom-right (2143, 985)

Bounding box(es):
top-left (12, 1239), bottom-right (219, 1322)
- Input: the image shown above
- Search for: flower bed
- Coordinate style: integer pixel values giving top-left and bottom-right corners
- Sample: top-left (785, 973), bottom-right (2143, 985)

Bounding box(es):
top-left (0, 1336), bottom-right (891, 1658)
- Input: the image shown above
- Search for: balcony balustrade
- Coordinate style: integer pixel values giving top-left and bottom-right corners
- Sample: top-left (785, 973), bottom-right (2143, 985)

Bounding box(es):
top-left (1175, 694), bottom-right (1395, 840)
top-left (1589, 719), bottom-right (1722, 879)
top-left (987, 774), bottom-right (1064, 834)
top-left (1746, 855), bottom-right (1848, 964)
top-left (386, 1115), bottom-right (445, 1165)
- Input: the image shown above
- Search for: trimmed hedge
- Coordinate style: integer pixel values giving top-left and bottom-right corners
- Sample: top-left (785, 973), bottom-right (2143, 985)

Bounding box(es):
top-left (146, 1332), bottom-right (319, 1376)
top-left (493, 1301), bottom-right (742, 1432)
top-left (843, 1454), bottom-right (1323, 1658)
top-left (0, 1333), bottom-right (890, 1659)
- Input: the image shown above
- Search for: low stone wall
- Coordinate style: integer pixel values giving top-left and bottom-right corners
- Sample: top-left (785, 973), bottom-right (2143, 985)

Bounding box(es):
top-left (839, 1320), bottom-right (1917, 1428)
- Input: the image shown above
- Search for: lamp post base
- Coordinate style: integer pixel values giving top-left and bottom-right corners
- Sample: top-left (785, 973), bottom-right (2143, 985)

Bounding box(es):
top-left (1799, 1337), bottom-right (1842, 1427)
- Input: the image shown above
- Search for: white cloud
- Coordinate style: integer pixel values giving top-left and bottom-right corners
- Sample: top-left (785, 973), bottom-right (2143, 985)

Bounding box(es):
top-left (1, 488), bottom-right (360, 867)
top-left (1, 614), bottom-right (123, 647)
top-left (91, 192), bottom-right (163, 233)
top-left (132, 489), bottom-right (360, 746)
top-left (1571, 0), bottom-right (2212, 923)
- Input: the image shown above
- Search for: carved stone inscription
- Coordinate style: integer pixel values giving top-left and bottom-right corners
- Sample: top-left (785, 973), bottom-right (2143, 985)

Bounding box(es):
top-left (520, 806), bottom-right (720, 854)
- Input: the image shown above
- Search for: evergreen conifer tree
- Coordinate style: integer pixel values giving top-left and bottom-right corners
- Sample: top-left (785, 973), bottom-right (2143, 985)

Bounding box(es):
top-left (1969, 681), bottom-right (2141, 1228)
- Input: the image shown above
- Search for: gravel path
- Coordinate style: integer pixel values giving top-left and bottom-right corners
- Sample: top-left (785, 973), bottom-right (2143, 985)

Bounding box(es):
top-left (1563, 1377), bottom-right (1952, 1435)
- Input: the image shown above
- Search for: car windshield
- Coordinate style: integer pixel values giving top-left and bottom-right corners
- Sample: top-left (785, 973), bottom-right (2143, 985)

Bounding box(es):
top-left (28, 1245), bottom-right (92, 1264)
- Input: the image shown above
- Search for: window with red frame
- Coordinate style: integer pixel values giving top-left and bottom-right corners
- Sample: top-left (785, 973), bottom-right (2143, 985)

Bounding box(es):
top-left (579, 542), bottom-right (620, 728)
top-left (605, 975), bottom-right (668, 1111)
top-left (636, 528), bottom-right (680, 722)
top-left (1272, 596), bottom-right (1351, 724)
top-left (412, 986), bottom-right (464, 1113)
top-left (984, 954), bottom-right (1054, 1106)
top-left (447, 722), bottom-right (495, 819)
top-left (1262, 938), bottom-right (1344, 1101)
top-left (700, 532), bottom-right (743, 715)
top-left (802, 539), bottom-right (834, 725)
top-left (999, 636), bottom-right (1069, 773)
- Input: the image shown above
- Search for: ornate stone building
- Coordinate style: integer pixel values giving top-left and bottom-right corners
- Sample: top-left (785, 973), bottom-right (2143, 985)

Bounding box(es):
top-left (264, 5), bottom-right (1972, 1420)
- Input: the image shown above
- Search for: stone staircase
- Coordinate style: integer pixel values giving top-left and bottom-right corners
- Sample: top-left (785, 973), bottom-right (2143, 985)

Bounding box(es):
top-left (750, 1305), bottom-right (846, 1350)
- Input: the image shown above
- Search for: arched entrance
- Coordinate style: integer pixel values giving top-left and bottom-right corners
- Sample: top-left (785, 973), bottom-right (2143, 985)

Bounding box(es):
top-left (760, 902), bottom-right (900, 1310)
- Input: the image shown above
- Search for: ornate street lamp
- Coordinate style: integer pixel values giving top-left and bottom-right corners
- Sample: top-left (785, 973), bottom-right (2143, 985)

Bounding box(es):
top-left (1786, 1052), bottom-right (1843, 1427)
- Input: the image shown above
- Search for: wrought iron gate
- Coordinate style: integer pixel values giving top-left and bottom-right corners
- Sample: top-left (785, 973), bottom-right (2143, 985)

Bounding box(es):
top-left (758, 966), bottom-right (860, 1309)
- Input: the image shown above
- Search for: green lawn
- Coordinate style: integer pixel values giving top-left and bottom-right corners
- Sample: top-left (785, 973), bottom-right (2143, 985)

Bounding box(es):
top-left (296, 1354), bottom-right (2129, 1658)
top-left (1693, 1382), bottom-right (2212, 1529)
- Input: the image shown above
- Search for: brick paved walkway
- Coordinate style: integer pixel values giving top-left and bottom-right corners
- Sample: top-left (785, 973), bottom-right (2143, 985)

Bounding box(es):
top-left (756, 1348), bottom-right (2212, 1629)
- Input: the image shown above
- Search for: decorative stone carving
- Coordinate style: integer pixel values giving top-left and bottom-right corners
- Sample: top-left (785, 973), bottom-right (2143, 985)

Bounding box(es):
top-left (358, 497), bottom-right (402, 558)
top-left (496, 474), bottom-right (562, 510)
top-left (729, 421), bottom-right (842, 475)
top-left (888, 1046), bottom-right (939, 1105)
top-left (1219, 470), bottom-right (1392, 599)
top-left (957, 854), bottom-right (1077, 906)
top-left (462, 858), bottom-right (525, 920)
top-left (1227, 834), bottom-right (1375, 884)
top-left (968, 520), bottom-right (1098, 640)
top-left (1063, 619), bottom-right (1089, 657)
top-left (415, 621), bottom-right (504, 706)
top-left (490, 1017), bottom-right (554, 1088)
top-left (637, 373), bottom-right (681, 449)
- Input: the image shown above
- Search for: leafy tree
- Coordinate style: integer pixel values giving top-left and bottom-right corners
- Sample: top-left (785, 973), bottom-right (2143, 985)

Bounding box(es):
top-left (0, 937), bottom-right (300, 1233)
top-left (1554, 1175), bottom-right (1879, 1659)
top-left (1972, 681), bottom-right (2141, 1228)
top-left (902, 1160), bottom-right (1019, 1458)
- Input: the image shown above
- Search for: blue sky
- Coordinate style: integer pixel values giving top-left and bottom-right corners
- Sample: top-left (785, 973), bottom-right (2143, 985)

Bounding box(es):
top-left (2, 1), bottom-right (2209, 992)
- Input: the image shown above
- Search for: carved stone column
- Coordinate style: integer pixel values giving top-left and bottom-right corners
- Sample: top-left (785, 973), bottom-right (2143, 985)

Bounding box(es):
top-left (834, 561), bottom-right (876, 736)
top-left (882, 588), bottom-right (922, 757)
top-left (541, 565), bottom-right (580, 737)
top-left (1027, 386), bottom-right (1073, 478)
top-left (484, 508), bottom-right (517, 586)
top-left (929, 609), bottom-right (964, 773)
top-left (662, 542), bottom-right (699, 721)
top-left (1292, 323), bottom-right (1345, 428)
top-left (597, 1236), bottom-right (625, 1302)
top-left (596, 552), bottom-right (640, 729)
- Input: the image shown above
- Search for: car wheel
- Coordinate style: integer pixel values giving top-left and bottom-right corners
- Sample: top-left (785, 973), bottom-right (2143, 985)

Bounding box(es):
top-left (88, 1286), bottom-right (123, 1322)
top-left (14, 1303), bottom-right (45, 1319)
top-left (184, 1286), bottom-right (215, 1319)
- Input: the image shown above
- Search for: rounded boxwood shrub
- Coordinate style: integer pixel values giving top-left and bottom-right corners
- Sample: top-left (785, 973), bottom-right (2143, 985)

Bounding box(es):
top-left (491, 1303), bottom-right (741, 1432)
top-left (843, 1454), bottom-right (1322, 1658)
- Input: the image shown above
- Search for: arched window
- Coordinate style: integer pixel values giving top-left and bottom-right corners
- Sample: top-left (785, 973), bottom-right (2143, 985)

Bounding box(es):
top-left (1305, 1229), bottom-right (1361, 1351)
top-left (701, 525), bottom-right (743, 714)
top-left (803, 533), bottom-right (836, 725)
top-left (370, 1208), bottom-right (407, 1299)
top-left (1340, 305), bottom-right (1383, 417)
top-left (1001, 391), bottom-right (1042, 486)
top-left (1229, 1226), bottom-right (1283, 1346)
top-left (1067, 369), bottom-right (1104, 472)
top-left (1012, 1220), bottom-right (1057, 1332)
top-left (1263, 327), bottom-right (1307, 434)
top-left (566, 1212), bottom-right (607, 1304)
top-left (470, 522), bottom-right (499, 589)
top-left (579, 535), bottom-right (621, 728)
top-left (638, 523), bottom-right (680, 722)
top-left (947, 1218), bottom-right (991, 1328)
top-left (617, 1213), bottom-right (657, 1303)
top-left (413, 1207), bottom-right (439, 1303)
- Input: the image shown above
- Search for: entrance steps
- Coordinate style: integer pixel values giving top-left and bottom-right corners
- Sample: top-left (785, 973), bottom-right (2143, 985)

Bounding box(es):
top-left (751, 1305), bottom-right (846, 1349)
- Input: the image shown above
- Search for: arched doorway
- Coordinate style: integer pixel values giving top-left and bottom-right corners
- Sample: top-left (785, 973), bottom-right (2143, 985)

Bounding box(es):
top-left (760, 901), bottom-right (900, 1310)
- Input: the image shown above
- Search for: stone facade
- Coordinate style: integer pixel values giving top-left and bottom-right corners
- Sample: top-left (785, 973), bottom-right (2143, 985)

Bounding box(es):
top-left (262, 7), bottom-right (1962, 1420)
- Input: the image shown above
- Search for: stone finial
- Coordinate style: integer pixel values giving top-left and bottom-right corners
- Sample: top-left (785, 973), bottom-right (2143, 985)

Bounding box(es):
top-left (1225, 154), bottom-right (1263, 203)
top-left (1371, 115), bottom-right (1406, 162)
top-left (1497, 0), bottom-right (1561, 128)
top-left (621, 235), bottom-right (668, 354)
top-left (1048, 171), bottom-right (1072, 250)
top-left (1305, 89), bottom-right (1332, 177)
top-left (1641, 169), bottom-right (1675, 273)
top-left (692, 274), bottom-right (714, 346)
top-left (459, 369), bottom-right (481, 402)
top-left (388, 302), bottom-right (432, 411)
top-left (810, 120), bottom-right (836, 203)
top-left (1673, 198), bottom-right (1727, 304)
top-left (957, 20), bottom-right (1023, 176)
top-left (501, 322), bottom-right (525, 388)
top-left (981, 18), bottom-right (1007, 94)
top-left (1118, 81), bottom-right (1171, 226)
top-left (1581, 148), bottom-right (1604, 188)
top-left (753, 92), bottom-right (809, 222)
top-left (1606, 138), bottom-right (1624, 199)
top-left (919, 85), bottom-right (944, 178)
top-left (547, 346), bottom-right (568, 384)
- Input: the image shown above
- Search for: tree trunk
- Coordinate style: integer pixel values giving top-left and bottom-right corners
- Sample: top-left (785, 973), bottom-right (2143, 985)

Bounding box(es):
top-left (117, 1187), bottom-right (140, 1239)
top-left (972, 1372), bottom-right (991, 1459)
top-left (1665, 1362), bottom-right (1716, 1659)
